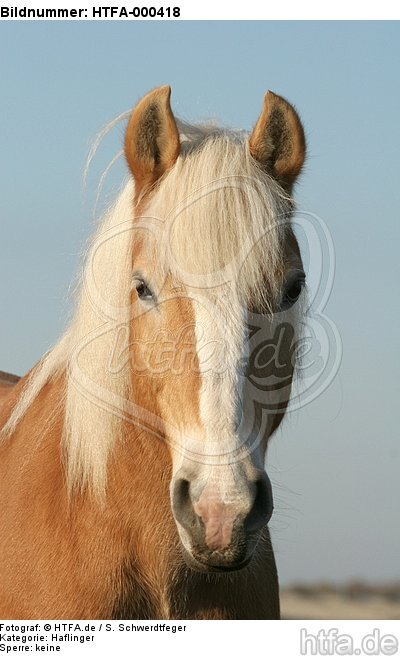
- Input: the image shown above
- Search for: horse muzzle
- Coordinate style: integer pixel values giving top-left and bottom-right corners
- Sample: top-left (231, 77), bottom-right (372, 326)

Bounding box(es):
top-left (170, 468), bottom-right (273, 572)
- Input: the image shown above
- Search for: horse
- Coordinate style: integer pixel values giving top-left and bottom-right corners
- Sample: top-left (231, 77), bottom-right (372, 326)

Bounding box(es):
top-left (0, 86), bottom-right (306, 619)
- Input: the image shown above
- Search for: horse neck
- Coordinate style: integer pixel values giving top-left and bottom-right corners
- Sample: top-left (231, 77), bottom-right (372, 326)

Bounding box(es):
top-left (0, 372), bottom-right (178, 616)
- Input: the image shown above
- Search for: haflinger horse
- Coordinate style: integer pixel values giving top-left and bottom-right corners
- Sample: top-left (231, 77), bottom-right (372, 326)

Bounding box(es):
top-left (0, 86), bottom-right (306, 619)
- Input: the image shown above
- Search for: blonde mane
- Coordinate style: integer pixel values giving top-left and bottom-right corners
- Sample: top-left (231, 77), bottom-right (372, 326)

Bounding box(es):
top-left (2, 121), bottom-right (292, 497)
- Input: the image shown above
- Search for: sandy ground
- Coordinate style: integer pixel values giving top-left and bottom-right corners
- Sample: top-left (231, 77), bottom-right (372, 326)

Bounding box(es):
top-left (281, 588), bottom-right (400, 620)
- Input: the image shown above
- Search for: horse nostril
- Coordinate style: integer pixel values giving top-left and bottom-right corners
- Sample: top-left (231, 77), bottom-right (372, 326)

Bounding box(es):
top-left (244, 474), bottom-right (274, 534)
top-left (171, 477), bottom-right (191, 517)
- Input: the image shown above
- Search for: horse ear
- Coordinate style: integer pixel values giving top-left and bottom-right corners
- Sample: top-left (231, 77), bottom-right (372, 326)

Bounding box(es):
top-left (124, 85), bottom-right (180, 192)
top-left (249, 91), bottom-right (306, 191)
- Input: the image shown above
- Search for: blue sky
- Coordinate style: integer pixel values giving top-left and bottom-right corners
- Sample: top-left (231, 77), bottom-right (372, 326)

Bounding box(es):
top-left (1, 21), bottom-right (399, 584)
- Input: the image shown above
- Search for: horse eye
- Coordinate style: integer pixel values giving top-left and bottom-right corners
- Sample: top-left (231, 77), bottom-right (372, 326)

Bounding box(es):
top-left (134, 278), bottom-right (154, 301)
top-left (281, 273), bottom-right (305, 309)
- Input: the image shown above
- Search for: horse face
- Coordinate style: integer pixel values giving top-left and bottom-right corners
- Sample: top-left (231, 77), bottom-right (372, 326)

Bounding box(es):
top-left (128, 236), bottom-right (304, 571)
top-left (125, 86), bottom-right (306, 571)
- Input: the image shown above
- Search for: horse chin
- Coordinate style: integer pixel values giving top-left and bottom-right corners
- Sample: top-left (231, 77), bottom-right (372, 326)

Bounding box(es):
top-left (179, 544), bottom-right (254, 574)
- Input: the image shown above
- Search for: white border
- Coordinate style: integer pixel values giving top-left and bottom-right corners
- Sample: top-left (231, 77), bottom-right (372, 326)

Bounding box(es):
top-left (0, 1), bottom-right (399, 20)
